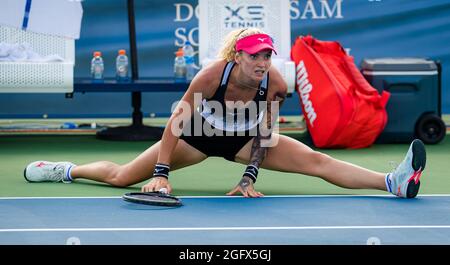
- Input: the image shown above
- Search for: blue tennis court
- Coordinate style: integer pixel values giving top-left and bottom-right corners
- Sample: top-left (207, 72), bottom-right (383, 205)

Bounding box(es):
top-left (1, 195), bottom-right (450, 245)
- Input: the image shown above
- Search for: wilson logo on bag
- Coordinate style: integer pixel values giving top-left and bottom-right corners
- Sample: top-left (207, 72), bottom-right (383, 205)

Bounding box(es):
top-left (290, 35), bottom-right (390, 148)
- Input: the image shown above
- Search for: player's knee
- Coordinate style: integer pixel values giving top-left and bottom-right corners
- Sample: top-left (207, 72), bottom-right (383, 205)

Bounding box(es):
top-left (309, 151), bottom-right (332, 173)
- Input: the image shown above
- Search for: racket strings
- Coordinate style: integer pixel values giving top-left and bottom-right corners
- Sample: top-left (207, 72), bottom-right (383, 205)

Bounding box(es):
top-left (133, 194), bottom-right (177, 202)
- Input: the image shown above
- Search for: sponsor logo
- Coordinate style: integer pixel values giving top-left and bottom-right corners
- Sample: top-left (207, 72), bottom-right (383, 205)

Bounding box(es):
top-left (296, 60), bottom-right (317, 126)
top-left (223, 5), bottom-right (266, 29)
top-left (36, 162), bottom-right (47, 168)
top-left (257, 38), bottom-right (267, 42)
top-left (290, 0), bottom-right (344, 20)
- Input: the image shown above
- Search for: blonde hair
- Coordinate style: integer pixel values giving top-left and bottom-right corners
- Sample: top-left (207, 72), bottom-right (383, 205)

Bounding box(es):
top-left (217, 28), bottom-right (266, 61)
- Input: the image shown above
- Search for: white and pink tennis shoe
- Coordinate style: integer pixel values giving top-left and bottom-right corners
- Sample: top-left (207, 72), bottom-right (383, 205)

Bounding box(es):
top-left (24, 161), bottom-right (76, 183)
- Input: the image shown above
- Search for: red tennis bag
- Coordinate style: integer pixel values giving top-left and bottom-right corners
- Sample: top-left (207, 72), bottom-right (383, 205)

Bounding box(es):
top-left (290, 35), bottom-right (390, 148)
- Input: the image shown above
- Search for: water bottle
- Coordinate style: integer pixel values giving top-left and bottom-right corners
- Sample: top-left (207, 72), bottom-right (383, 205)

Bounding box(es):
top-left (116, 49), bottom-right (129, 82)
top-left (90, 51), bottom-right (104, 81)
top-left (174, 48), bottom-right (186, 82)
top-left (183, 41), bottom-right (195, 81)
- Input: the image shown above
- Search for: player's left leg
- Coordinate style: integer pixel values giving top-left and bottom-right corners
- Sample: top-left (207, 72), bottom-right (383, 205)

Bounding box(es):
top-left (235, 133), bottom-right (387, 191)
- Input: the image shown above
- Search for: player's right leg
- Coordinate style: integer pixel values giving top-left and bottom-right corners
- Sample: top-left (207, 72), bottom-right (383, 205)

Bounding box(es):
top-left (24, 139), bottom-right (207, 187)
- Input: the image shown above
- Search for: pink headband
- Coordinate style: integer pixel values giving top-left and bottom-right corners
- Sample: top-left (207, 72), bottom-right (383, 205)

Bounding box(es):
top-left (235, 33), bottom-right (277, 55)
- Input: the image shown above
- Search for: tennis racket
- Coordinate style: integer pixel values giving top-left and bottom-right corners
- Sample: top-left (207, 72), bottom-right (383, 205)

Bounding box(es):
top-left (122, 191), bottom-right (183, 207)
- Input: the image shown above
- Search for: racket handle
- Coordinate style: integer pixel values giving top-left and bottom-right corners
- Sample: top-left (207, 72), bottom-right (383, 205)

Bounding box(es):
top-left (159, 188), bottom-right (168, 194)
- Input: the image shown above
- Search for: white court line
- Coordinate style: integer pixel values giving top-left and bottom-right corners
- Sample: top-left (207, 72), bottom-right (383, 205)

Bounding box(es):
top-left (0, 194), bottom-right (450, 200)
top-left (1, 195), bottom-right (449, 234)
top-left (2, 225), bottom-right (450, 233)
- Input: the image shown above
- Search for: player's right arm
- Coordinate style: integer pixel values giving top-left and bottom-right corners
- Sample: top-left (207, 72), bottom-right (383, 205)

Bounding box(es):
top-left (141, 60), bottom-right (225, 193)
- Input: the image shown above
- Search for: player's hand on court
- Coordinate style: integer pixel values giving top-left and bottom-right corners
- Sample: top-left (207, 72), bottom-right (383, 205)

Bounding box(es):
top-left (141, 177), bottom-right (172, 194)
top-left (226, 176), bottom-right (264, 198)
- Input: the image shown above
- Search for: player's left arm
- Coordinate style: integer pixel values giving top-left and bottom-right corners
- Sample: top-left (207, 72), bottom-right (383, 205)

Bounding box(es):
top-left (245, 72), bottom-right (287, 180)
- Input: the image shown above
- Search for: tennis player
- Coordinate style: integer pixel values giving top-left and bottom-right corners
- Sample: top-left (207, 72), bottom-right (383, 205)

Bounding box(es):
top-left (24, 28), bottom-right (426, 199)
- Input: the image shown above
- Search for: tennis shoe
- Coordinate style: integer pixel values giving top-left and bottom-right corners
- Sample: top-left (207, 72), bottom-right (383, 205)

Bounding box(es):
top-left (386, 139), bottom-right (426, 198)
top-left (24, 161), bottom-right (76, 183)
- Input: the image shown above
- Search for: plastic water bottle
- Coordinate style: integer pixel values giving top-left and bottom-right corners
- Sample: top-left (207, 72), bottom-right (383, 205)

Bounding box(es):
top-left (183, 41), bottom-right (195, 81)
top-left (174, 48), bottom-right (186, 82)
top-left (115, 49), bottom-right (129, 82)
top-left (91, 51), bottom-right (104, 81)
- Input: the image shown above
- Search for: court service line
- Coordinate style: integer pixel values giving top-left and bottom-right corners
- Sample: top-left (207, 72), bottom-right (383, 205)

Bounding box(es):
top-left (2, 225), bottom-right (450, 233)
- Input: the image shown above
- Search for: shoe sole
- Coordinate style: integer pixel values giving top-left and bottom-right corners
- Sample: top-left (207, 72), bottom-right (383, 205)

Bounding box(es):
top-left (406, 139), bottom-right (426, 198)
top-left (23, 166), bottom-right (30, 182)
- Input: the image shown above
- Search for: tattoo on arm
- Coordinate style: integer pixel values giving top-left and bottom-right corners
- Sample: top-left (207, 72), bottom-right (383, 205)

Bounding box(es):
top-left (249, 133), bottom-right (268, 169)
top-left (239, 176), bottom-right (252, 190)
top-left (249, 97), bottom-right (282, 170)
top-left (246, 94), bottom-right (285, 181)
